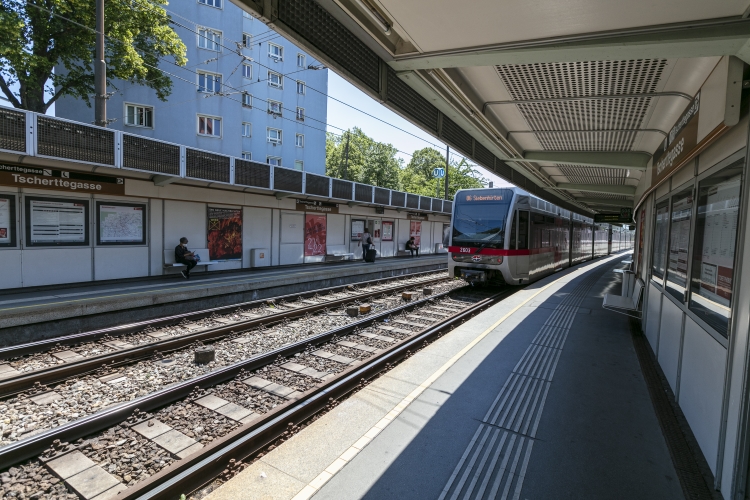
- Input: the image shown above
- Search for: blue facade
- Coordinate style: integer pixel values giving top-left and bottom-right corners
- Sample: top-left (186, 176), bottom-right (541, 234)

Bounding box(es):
top-left (55, 0), bottom-right (328, 175)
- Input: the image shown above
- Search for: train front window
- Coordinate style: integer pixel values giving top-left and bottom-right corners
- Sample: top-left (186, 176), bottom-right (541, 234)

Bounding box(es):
top-left (452, 191), bottom-right (512, 249)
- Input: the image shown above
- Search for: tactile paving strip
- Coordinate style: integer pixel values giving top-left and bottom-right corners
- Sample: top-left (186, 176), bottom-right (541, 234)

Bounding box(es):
top-left (439, 269), bottom-right (606, 500)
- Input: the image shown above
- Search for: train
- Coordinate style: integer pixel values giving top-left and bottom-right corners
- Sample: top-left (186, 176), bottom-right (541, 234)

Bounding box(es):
top-left (447, 187), bottom-right (635, 285)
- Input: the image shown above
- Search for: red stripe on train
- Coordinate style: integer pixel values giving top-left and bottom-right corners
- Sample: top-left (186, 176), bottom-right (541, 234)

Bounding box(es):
top-left (448, 246), bottom-right (531, 256)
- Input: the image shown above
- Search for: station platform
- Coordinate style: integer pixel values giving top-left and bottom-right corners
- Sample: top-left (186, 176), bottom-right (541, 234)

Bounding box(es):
top-left (0, 255), bottom-right (446, 345)
top-left (205, 252), bottom-right (705, 500)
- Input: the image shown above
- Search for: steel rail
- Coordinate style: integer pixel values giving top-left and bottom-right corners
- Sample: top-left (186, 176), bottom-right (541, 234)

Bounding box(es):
top-left (0, 276), bottom-right (448, 398)
top-left (0, 269), bottom-right (444, 359)
top-left (0, 285), bottom-right (478, 470)
top-left (122, 288), bottom-right (513, 500)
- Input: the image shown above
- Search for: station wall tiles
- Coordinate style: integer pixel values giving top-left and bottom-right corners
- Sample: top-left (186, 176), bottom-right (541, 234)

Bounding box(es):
top-left (243, 207), bottom-right (273, 268)
top-left (657, 298), bottom-right (684, 396)
top-left (679, 318), bottom-right (727, 474)
top-left (164, 200), bottom-right (207, 253)
top-left (94, 246), bottom-right (149, 281)
top-left (432, 222), bottom-right (443, 252)
top-left (279, 212), bottom-right (304, 265)
top-left (149, 200), bottom-right (163, 276)
top-left (397, 219), bottom-right (410, 249)
top-left (0, 250), bottom-right (22, 289)
top-left (327, 214), bottom-right (346, 246)
top-left (21, 248), bottom-right (92, 287)
top-left (271, 210), bottom-right (281, 267)
top-left (645, 283), bottom-right (662, 353)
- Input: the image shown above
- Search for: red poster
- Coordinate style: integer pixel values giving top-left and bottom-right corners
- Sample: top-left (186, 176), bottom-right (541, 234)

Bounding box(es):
top-left (207, 207), bottom-right (242, 260)
top-left (305, 214), bottom-right (327, 256)
top-left (410, 221), bottom-right (422, 247)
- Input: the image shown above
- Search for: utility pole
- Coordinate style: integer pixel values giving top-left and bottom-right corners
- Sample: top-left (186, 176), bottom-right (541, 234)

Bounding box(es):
top-left (444, 145), bottom-right (450, 199)
top-left (341, 132), bottom-right (350, 180)
top-left (94, 0), bottom-right (107, 127)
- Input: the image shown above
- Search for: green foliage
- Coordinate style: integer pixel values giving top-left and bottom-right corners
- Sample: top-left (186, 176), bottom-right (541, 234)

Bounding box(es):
top-left (402, 147), bottom-right (486, 200)
top-left (325, 128), bottom-right (402, 190)
top-left (0, 0), bottom-right (187, 113)
top-left (326, 131), bottom-right (488, 199)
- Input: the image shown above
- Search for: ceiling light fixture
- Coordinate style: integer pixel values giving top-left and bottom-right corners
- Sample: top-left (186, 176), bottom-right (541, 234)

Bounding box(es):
top-left (352, 0), bottom-right (391, 34)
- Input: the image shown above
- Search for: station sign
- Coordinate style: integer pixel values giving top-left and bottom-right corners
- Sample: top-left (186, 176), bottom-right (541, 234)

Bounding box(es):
top-left (0, 164), bottom-right (124, 195)
top-left (652, 92), bottom-right (700, 184)
top-left (295, 199), bottom-right (339, 214)
top-left (407, 212), bottom-right (428, 221)
top-left (432, 168), bottom-right (445, 178)
top-left (594, 208), bottom-right (633, 223)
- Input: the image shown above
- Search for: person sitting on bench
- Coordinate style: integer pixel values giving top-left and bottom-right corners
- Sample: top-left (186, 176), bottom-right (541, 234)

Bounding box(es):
top-left (175, 237), bottom-right (197, 278)
top-left (405, 237), bottom-right (419, 257)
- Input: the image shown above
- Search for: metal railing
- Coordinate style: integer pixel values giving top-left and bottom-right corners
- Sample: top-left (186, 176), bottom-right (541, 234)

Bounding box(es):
top-left (0, 109), bottom-right (451, 213)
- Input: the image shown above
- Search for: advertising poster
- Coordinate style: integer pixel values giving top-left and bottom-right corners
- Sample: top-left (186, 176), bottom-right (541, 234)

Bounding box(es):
top-left (98, 203), bottom-right (145, 244)
top-left (698, 179), bottom-right (740, 302)
top-left (351, 219), bottom-right (365, 241)
top-left (305, 214), bottom-right (327, 256)
top-left (382, 221), bottom-right (393, 242)
top-left (207, 207), bottom-right (242, 260)
top-left (373, 220), bottom-right (381, 239)
top-left (0, 196), bottom-right (11, 245)
top-left (410, 220), bottom-right (422, 247)
top-left (27, 197), bottom-right (88, 246)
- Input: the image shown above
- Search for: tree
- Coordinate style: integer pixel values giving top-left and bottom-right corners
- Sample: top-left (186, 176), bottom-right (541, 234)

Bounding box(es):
top-left (401, 147), bottom-right (487, 199)
top-left (325, 128), bottom-right (402, 190)
top-left (0, 0), bottom-right (187, 113)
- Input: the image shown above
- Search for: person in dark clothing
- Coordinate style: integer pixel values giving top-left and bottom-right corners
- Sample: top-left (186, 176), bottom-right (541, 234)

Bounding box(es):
top-left (405, 237), bottom-right (419, 257)
top-left (175, 237), bottom-right (197, 278)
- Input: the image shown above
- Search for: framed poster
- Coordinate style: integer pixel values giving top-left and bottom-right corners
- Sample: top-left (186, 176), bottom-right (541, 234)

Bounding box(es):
top-left (373, 220), bottom-right (381, 239)
top-left (25, 196), bottom-right (89, 247)
top-left (207, 207), bottom-right (242, 260)
top-left (382, 221), bottom-right (393, 242)
top-left (410, 220), bottom-right (422, 246)
top-left (305, 214), bottom-right (327, 256)
top-left (351, 218), bottom-right (365, 241)
top-left (0, 194), bottom-right (17, 247)
top-left (96, 201), bottom-right (146, 245)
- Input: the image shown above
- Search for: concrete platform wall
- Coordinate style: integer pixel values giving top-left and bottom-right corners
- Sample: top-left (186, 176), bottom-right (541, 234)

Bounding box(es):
top-left (0, 179), bottom-right (450, 289)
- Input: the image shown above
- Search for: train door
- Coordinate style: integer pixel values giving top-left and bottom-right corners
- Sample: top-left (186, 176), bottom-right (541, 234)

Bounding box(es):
top-left (509, 210), bottom-right (529, 280)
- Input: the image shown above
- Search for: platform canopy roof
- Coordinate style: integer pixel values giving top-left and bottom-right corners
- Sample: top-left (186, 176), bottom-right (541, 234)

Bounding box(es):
top-left (233, 0), bottom-right (750, 213)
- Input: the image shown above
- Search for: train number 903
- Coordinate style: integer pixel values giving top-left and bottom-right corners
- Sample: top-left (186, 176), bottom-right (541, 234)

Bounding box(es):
top-left (460, 247), bottom-right (471, 253)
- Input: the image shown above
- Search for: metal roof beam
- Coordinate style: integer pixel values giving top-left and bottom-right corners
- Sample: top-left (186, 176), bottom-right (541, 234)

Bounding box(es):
top-left (524, 151), bottom-right (650, 170)
top-left (389, 17), bottom-right (750, 70)
top-left (549, 184), bottom-right (637, 196)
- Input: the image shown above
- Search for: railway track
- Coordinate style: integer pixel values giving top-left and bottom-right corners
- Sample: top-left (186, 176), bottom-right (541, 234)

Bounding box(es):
top-left (0, 284), bottom-right (511, 500)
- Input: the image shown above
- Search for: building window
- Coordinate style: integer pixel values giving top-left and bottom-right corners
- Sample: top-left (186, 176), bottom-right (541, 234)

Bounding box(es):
top-left (198, 115), bottom-right (221, 137)
top-left (198, 27), bottom-right (221, 51)
top-left (268, 100), bottom-right (282, 116)
top-left (267, 128), bottom-right (282, 144)
top-left (198, 71), bottom-right (222, 93)
top-left (198, 0), bottom-right (221, 8)
top-left (267, 156), bottom-right (282, 166)
top-left (242, 33), bottom-right (252, 48)
top-left (268, 43), bottom-right (283, 61)
top-left (241, 151), bottom-right (252, 160)
top-left (242, 64), bottom-right (252, 79)
top-left (268, 71), bottom-right (283, 89)
top-left (295, 133), bottom-right (304, 147)
top-left (296, 81), bottom-right (305, 94)
top-left (242, 122), bottom-right (252, 137)
top-left (297, 53), bottom-right (306, 68)
top-left (125, 104), bottom-right (153, 128)
top-left (294, 160), bottom-right (303, 171)
top-left (241, 92), bottom-right (252, 108)
top-left (296, 107), bottom-right (305, 121)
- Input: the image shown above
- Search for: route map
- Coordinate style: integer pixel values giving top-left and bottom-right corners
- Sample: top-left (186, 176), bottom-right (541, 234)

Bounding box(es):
top-left (99, 204), bottom-right (144, 243)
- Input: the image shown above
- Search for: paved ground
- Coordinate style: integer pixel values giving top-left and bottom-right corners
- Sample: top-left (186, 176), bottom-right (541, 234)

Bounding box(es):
top-left (206, 251), bottom-right (682, 500)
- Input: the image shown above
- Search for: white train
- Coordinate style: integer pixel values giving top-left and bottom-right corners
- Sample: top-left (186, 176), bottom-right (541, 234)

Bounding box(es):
top-left (447, 188), bottom-right (635, 285)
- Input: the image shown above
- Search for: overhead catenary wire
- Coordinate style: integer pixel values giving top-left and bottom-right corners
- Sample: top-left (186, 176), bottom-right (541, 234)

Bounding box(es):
top-left (20, 0), bottom-right (485, 175)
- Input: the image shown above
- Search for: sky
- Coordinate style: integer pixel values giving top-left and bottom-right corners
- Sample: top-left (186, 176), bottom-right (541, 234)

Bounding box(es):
top-left (325, 71), bottom-right (512, 188)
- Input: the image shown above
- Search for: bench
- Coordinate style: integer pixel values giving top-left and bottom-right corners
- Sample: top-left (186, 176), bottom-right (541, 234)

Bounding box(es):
top-left (602, 278), bottom-right (644, 318)
top-left (163, 249), bottom-right (219, 270)
top-left (397, 244), bottom-right (419, 257)
top-left (325, 245), bottom-right (354, 262)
